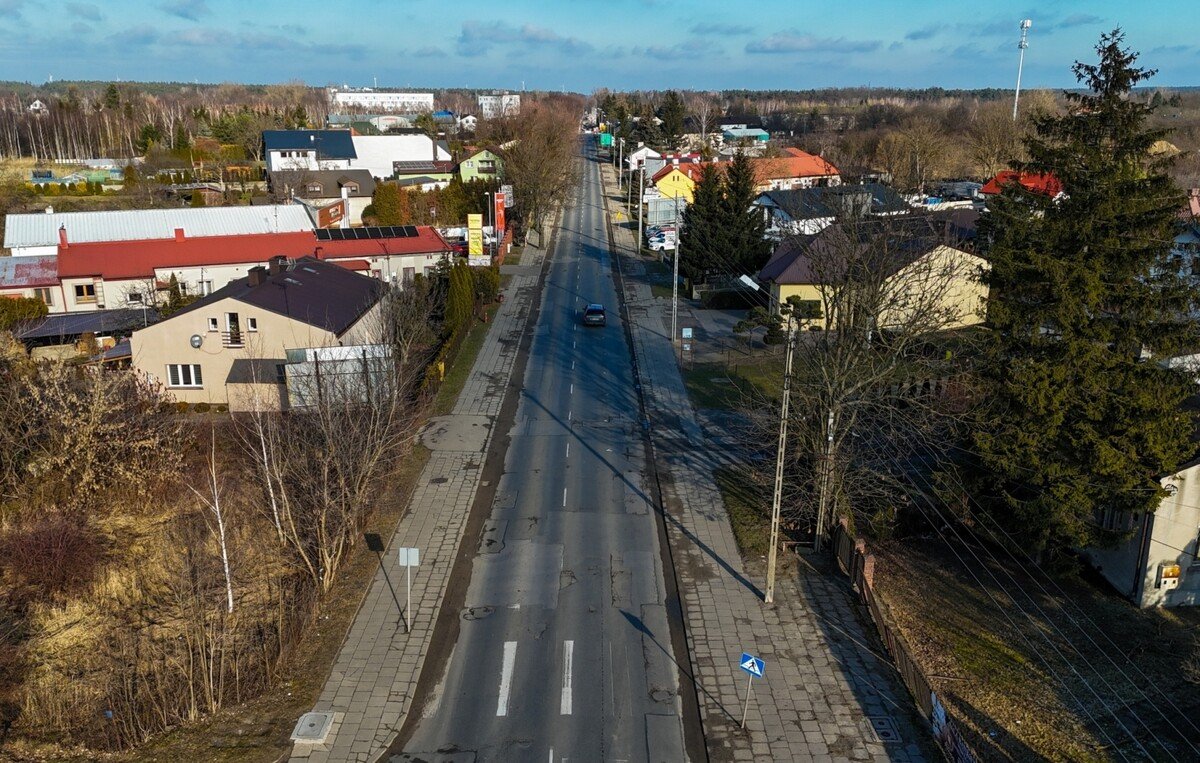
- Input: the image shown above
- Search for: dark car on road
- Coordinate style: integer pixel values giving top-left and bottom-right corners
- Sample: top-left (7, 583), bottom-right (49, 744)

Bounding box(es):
top-left (582, 304), bottom-right (606, 326)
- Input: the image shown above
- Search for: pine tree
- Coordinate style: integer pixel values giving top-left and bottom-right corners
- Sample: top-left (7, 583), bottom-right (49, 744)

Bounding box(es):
top-left (971, 30), bottom-right (1197, 557)
top-left (372, 183), bottom-right (403, 225)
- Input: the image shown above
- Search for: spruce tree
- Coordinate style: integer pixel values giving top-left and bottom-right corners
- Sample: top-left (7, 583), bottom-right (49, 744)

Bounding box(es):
top-left (723, 151), bottom-right (770, 275)
top-left (679, 164), bottom-right (728, 283)
top-left (971, 30), bottom-right (1197, 557)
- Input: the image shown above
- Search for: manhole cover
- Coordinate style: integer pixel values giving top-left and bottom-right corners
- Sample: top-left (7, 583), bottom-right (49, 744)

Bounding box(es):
top-left (868, 716), bottom-right (902, 743)
top-left (291, 712), bottom-right (334, 744)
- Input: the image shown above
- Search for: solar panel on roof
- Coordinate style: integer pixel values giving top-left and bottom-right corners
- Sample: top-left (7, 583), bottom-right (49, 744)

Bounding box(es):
top-left (403, 226), bottom-right (418, 238)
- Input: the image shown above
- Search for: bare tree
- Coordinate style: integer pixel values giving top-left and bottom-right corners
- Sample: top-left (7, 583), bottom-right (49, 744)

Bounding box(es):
top-left (496, 98), bottom-right (583, 247)
top-left (967, 102), bottom-right (1023, 178)
top-left (744, 215), bottom-right (986, 542)
top-left (189, 428), bottom-right (235, 613)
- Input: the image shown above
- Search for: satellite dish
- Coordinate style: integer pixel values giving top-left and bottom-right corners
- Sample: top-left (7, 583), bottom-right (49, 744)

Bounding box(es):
top-left (190, 334), bottom-right (203, 349)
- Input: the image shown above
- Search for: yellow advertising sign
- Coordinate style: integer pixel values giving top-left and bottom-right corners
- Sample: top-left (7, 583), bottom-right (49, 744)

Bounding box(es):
top-left (467, 213), bottom-right (484, 256)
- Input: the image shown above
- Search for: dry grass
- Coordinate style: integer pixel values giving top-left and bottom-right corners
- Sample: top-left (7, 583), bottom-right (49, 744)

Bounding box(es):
top-left (873, 539), bottom-right (1200, 762)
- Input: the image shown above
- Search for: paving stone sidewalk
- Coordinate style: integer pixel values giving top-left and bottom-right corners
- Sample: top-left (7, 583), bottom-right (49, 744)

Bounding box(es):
top-left (601, 164), bottom-right (929, 763)
top-left (289, 227), bottom-right (554, 763)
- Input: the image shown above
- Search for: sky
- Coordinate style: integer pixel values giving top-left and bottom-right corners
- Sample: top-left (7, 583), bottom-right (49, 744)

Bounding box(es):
top-left (0, 0), bottom-right (1197, 92)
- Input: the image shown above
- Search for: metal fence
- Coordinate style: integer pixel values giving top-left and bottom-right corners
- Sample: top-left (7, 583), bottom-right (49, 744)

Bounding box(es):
top-left (831, 518), bottom-right (978, 763)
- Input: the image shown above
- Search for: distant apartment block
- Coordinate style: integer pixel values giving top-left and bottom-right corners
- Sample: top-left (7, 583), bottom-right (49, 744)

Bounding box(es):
top-left (477, 93), bottom-right (520, 119)
top-left (331, 89), bottom-right (434, 113)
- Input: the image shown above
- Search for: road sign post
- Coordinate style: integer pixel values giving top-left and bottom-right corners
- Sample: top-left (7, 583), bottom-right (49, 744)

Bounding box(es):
top-left (398, 547), bottom-right (420, 632)
top-left (738, 652), bottom-right (765, 729)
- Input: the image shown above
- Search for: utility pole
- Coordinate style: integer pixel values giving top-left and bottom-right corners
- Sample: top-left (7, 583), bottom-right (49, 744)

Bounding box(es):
top-left (671, 192), bottom-right (680, 344)
top-left (617, 138), bottom-right (624, 187)
top-left (764, 315), bottom-right (795, 604)
top-left (636, 165), bottom-right (645, 252)
top-left (813, 409), bottom-right (835, 552)
top-left (1013, 19), bottom-right (1032, 122)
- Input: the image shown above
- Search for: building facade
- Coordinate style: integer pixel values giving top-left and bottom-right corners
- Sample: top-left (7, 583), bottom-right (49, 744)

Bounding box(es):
top-left (331, 90), bottom-right (434, 113)
top-left (477, 94), bottom-right (520, 119)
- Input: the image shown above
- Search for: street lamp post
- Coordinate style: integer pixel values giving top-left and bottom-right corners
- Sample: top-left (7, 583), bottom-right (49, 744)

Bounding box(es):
top-left (636, 165), bottom-right (645, 252)
top-left (671, 192), bottom-right (680, 344)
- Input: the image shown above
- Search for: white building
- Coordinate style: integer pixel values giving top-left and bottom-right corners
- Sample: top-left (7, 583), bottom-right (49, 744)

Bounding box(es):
top-left (263, 130), bottom-right (358, 173)
top-left (477, 94), bottom-right (521, 119)
top-left (350, 134), bottom-right (451, 180)
top-left (331, 90), bottom-right (434, 113)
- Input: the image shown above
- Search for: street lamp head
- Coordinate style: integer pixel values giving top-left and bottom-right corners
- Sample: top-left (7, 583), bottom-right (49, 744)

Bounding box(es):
top-left (1020, 18), bottom-right (1032, 30)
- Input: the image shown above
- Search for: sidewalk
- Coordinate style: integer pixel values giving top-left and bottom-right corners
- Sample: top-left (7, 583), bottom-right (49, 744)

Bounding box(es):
top-left (290, 229), bottom-right (552, 762)
top-left (601, 164), bottom-right (929, 763)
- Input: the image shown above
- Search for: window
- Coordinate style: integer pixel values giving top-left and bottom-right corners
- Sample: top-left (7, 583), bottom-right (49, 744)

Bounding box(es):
top-left (306, 183), bottom-right (323, 194)
top-left (208, 317), bottom-right (219, 332)
top-left (74, 283), bottom-right (96, 303)
top-left (166, 364), bottom-right (203, 388)
top-left (126, 291), bottom-right (144, 304)
top-left (403, 267), bottom-right (415, 284)
top-left (275, 363), bottom-right (287, 384)
top-left (33, 287), bottom-right (53, 306)
top-left (343, 183), bottom-right (358, 194)
top-left (247, 317), bottom-right (258, 332)
top-left (198, 280), bottom-right (213, 296)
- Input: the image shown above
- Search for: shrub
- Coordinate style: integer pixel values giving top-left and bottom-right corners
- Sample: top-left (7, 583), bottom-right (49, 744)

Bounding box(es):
top-left (192, 402), bottom-right (211, 413)
top-left (214, 404), bottom-right (228, 413)
top-left (174, 401), bottom-right (190, 413)
top-left (0, 515), bottom-right (103, 599)
top-left (473, 265), bottom-right (500, 303)
top-left (0, 296), bottom-right (48, 330)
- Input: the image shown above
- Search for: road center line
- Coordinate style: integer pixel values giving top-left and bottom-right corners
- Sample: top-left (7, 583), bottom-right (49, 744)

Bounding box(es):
top-left (562, 487), bottom-right (567, 507)
top-left (565, 441), bottom-right (570, 459)
top-left (561, 640), bottom-right (574, 715)
top-left (496, 641), bottom-right (517, 717)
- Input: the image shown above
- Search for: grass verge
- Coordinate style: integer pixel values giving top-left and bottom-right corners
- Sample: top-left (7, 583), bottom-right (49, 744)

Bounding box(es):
top-left (433, 299), bottom-right (503, 416)
top-left (873, 539), bottom-right (1200, 762)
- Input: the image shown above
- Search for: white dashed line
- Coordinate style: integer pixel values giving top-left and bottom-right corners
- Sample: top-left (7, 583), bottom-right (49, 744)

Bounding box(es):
top-left (496, 641), bottom-right (517, 716)
top-left (561, 640), bottom-right (574, 715)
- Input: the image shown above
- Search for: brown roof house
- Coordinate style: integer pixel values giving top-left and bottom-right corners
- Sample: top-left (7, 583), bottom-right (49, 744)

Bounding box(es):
top-left (757, 216), bottom-right (989, 331)
top-left (130, 256), bottom-right (388, 410)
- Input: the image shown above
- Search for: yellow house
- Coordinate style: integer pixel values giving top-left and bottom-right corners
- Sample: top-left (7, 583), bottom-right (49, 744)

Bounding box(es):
top-left (130, 256), bottom-right (386, 410)
top-left (757, 221), bottom-right (988, 331)
top-left (650, 162), bottom-right (711, 204)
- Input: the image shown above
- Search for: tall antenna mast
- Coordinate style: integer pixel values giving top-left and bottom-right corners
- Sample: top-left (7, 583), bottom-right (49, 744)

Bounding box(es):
top-left (1013, 19), bottom-right (1032, 121)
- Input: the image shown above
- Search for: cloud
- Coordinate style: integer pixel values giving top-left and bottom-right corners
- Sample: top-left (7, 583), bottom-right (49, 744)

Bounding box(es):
top-left (112, 24), bottom-right (160, 46)
top-left (905, 24), bottom-right (942, 41)
top-left (1054, 13), bottom-right (1101, 30)
top-left (634, 38), bottom-right (713, 60)
top-left (690, 22), bottom-right (753, 36)
top-left (745, 32), bottom-right (880, 55)
top-left (159, 0), bottom-right (209, 21)
top-left (458, 20), bottom-right (592, 56)
top-left (0, 0), bottom-right (24, 19)
top-left (414, 45), bottom-right (447, 57)
top-left (65, 1), bottom-right (102, 20)
top-left (70, 20), bottom-right (91, 35)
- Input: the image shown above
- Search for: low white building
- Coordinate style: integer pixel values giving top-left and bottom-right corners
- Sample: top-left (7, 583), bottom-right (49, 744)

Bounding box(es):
top-left (331, 90), bottom-right (434, 113)
top-left (478, 93), bottom-right (520, 119)
top-left (1087, 458), bottom-right (1200, 607)
top-left (351, 134), bottom-right (451, 180)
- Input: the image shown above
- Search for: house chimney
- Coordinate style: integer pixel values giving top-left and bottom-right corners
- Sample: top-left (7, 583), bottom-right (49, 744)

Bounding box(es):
top-left (247, 266), bottom-right (267, 287)
top-left (58, 225), bottom-right (68, 249)
top-left (174, 227), bottom-right (185, 242)
top-left (268, 255), bottom-right (287, 276)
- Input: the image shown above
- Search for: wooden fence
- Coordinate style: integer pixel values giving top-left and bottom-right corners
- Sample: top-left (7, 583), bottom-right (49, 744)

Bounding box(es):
top-left (831, 518), bottom-right (978, 762)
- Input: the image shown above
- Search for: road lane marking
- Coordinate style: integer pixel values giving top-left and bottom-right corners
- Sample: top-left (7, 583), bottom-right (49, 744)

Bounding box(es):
top-left (561, 640), bottom-right (574, 715)
top-left (565, 441), bottom-right (570, 459)
top-left (496, 641), bottom-right (517, 716)
top-left (570, 383), bottom-right (573, 395)
top-left (568, 410), bottom-right (572, 421)
top-left (562, 487), bottom-right (567, 507)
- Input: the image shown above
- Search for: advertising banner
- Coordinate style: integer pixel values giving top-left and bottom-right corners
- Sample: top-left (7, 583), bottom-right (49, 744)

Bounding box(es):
top-left (500, 184), bottom-right (514, 207)
top-left (316, 199), bottom-right (347, 228)
top-left (494, 193), bottom-right (506, 241)
top-left (467, 213), bottom-right (483, 257)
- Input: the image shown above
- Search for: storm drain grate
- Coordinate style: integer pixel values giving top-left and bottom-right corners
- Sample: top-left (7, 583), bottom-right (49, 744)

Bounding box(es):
top-left (868, 716), bottom-right (902, 743)
top-left (291, 712), bottom-right (334, 744)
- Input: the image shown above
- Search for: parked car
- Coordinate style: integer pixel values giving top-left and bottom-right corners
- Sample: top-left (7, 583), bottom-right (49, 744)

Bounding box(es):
top-left (648, 238), bottom-right (676, 252)
top-left (645, 225), bottom-right (676, 238)
top-left (582, 303), bottom-right (607, 326)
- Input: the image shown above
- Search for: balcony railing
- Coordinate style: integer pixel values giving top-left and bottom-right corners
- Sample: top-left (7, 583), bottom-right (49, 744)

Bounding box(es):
top-left (221, 331), bottom-right (244, 348)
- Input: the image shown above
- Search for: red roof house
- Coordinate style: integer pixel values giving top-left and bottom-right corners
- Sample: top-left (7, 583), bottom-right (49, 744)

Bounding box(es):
top-left (980, 170), bottom-right (1063, 198)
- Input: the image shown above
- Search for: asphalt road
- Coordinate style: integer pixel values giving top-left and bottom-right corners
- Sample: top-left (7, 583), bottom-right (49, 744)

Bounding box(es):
top-left (396, 142), bottom-right (690, 762)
